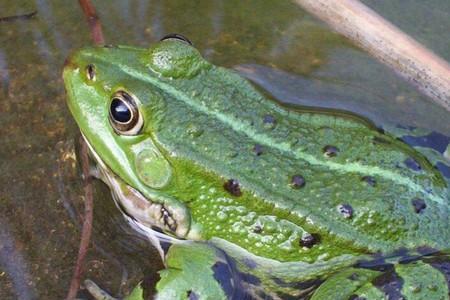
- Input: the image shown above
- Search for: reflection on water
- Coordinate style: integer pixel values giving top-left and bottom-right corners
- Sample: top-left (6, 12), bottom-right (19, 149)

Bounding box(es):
top-left (0, 50), bottom-right (9, 96)
top-left (0, 219), bottom-right (36, 299)
top-left (1, 0), bottom-right (449, 298)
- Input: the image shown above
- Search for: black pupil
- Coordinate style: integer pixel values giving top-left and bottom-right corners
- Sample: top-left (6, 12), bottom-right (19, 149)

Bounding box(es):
top-left (110, 98), bottom-right (131, 123)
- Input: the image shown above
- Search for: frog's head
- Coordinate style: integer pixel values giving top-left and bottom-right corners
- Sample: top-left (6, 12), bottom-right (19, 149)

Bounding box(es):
top-left (63, 36), bottom-right (211, 240)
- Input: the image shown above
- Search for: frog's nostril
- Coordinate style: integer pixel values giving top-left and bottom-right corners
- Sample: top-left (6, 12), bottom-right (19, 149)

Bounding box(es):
top-left (86, 64), bottom-right (96, 81)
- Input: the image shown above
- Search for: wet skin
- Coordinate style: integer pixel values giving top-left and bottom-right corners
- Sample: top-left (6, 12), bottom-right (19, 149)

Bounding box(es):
top-left (63, 37), bottom-right (450, 299)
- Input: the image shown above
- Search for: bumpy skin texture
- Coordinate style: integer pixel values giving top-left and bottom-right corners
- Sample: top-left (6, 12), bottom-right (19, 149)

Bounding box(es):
top-left (63, 40), bottom-right (450, 299)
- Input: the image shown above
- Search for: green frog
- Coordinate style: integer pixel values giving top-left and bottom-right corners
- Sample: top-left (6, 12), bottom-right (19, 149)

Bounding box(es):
top-left (63, 34), bottom-right (450, 299)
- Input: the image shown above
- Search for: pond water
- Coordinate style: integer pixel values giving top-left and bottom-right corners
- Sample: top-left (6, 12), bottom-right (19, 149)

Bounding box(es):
top-left (1, 0), bottom-right (449, 299)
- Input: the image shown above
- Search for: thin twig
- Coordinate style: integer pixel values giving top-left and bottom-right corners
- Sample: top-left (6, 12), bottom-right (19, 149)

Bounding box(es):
top-left (293, 0), bottom-right (450, 112)
top-left (65, 138), bottom-right (94, 300)
top-left (54, 141), bottom-right (130, 297)
top-left (65, 1), bottom-right (104, 298)
top-left (78, 0), bottom-right (105, 45)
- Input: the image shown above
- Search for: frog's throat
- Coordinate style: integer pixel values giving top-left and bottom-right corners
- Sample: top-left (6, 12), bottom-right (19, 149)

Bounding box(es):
top-left (81, 135), bottom-right (190, 243)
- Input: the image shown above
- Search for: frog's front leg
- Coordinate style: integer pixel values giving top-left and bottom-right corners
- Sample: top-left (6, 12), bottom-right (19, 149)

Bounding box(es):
top-left (155, 241), bottom-right (235, 300)
top-left (84, 241), bottom-right (238, 300)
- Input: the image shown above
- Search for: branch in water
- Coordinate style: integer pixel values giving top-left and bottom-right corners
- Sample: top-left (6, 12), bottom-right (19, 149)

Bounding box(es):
top-left (65, 137), bottom-right (94, 300)
top-left (293, 0), bottom-right (450, 112)
top-left (66, 1), bottom-right (105, 298)
top-left (78, 0), bottom-right (105, 45)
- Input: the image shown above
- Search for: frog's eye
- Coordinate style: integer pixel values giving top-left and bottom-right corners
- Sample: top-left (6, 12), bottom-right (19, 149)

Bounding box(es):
top-left (160, 33), bottom-right (193, 46)
top-left (109, 91), bottom-right (143, 135)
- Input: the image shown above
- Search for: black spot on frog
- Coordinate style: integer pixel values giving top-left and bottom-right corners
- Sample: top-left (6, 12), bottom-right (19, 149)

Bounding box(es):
top-left (361, 176), bottom-right (377, 187)
top-left (224, 179), bottom-right (242, 197)
top-left (253, 144), bottom-right (263, 156)
top-left (404, 157), bottom-right (422, 171)
top-left (323, 145), bottom-right (339, 157)
top-left (300, 233), bottom-right (320, 248)
top-left (263, 114), bottom-right (276, 129)
top-left (411, 198), bottom-right (426, 213)
top-left (337, 203), bottom-right (353, 219)
top-left (252, 225), bottom-right (263, 234)
top-left (290, 175), bottom-right (306, 189)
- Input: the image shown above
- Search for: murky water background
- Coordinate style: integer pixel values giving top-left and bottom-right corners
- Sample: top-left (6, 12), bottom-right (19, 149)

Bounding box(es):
top-left (1, 1), bottom-right (449, 299)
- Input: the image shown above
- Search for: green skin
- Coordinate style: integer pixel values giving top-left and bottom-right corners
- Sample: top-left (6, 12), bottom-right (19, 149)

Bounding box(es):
top-left (63, 39), bottom-right (450, 299)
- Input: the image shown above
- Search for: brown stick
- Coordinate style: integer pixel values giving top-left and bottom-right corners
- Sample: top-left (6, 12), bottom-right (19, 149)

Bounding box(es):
top-left (293, 0), bottom-right (450, 112)
top-left (65, 138), bottom-right (94, 300)
top-left (78, 0), bottom-right (105, 45)
top-left (65, 2), bottom-right (104, 298)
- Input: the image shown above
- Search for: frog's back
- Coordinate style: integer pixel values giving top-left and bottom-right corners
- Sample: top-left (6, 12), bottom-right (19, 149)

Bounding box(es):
top-left (149, 60), bottom-right (450, 253)
top-left (86, 41), bottom-right (449, 260)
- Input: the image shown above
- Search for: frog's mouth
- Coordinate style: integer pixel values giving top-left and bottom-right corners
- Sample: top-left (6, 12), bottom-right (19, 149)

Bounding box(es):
top-left (80, 136), bottom-right (187, 255)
